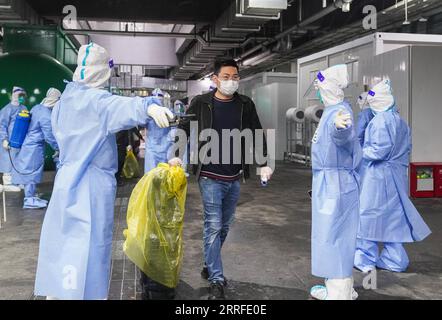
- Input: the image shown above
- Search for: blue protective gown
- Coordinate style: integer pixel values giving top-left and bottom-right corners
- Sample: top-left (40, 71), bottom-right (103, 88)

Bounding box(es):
top-left (144, 118), bottom-right (173, 173)
top-left (356, 108), bottom-right (375, 179)
top-left (311, 101), bottom-right (362, 279)
top-left (357, 110), bottom-right (431, 243)
top-left (357, 108), bottom-right (374, 147)
top-left (34, 82), bottom-right (159, 300)
top-left (11, 104), bottom-right (58, 185)
top-left (0, 103), bottom-right (29, 173)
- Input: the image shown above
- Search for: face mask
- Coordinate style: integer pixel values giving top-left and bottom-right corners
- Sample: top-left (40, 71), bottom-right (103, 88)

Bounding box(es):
top-left (18, 96), bottom-right (26, 105)
top-left (219, 80), bottom-right (239, 96)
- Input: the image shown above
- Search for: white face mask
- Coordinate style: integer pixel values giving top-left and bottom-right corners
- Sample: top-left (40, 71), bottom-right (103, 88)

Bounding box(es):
top-left (219, 80), bottom-right (239, 96)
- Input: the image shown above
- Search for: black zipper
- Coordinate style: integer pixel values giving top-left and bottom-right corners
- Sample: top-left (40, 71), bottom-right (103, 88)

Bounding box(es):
top-left (240, 103), bottom-right (246, 183)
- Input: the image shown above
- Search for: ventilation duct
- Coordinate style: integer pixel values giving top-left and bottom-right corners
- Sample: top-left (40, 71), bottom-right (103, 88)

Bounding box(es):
top-left (241, 0), bottom-right (288, 17)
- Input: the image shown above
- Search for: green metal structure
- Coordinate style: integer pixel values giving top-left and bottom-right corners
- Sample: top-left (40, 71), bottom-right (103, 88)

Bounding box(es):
top-left (0, 25), bottom-right (78, 170)
top-left (2, 25), bottom-right (78, 70)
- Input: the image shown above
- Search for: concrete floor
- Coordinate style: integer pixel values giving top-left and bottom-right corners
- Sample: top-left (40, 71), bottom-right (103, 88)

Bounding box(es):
top-left (0, 162), bottom-right (441, 300)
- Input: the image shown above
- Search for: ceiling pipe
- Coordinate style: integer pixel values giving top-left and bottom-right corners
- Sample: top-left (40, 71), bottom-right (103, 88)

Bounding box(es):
top-left (172, 0), bottom-right (288, 79)
top-left (64, 27), bottom-right (244, 52)
top-left (209, 36), bottom-right (247, 42)
top-left (64, 28), bottom-right (199, 39)
top-left (236, 0), bottom-right (352, 61)
top-left (221, 26), bottom-right (261, 32)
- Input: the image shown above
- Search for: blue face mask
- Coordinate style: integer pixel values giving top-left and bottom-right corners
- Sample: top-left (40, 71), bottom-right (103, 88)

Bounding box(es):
top-left (18, 96), bottom-right (26, 105)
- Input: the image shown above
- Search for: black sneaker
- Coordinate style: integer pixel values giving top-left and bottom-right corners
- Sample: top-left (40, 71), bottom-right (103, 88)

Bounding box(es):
top-left (201, 267), bottom-right (228, 287)
top-left (208, 282), bottom-right (225, 300)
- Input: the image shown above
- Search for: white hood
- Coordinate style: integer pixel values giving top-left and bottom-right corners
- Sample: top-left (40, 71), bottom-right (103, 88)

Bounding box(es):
top-left (73, 43), bottom-right (112, 88)
top-left (316, 64), bottom-right (349, 107)
top-left (41, 88), bottom-right (62, 108)
top-left (367, 79), bottom-right (395, 113)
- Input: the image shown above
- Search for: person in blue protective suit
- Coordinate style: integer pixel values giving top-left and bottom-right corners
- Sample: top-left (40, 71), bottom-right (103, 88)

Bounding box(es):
top-left (309, 65), bottom-right (362, 300)
top-left (11, 88), bottom-right (61, 209)
top-left (0, 86), bottom-right (28, 192)
top-left (354, 80), bottom-right (431, 273)
top-left (144, 88), bottom-right (175, 173)
top-left (34, 43), bottom-right (174, 300)
top-left (356, 92), bottom-right (375, 179)
top-left (356, 92), bottom-right (374, 147)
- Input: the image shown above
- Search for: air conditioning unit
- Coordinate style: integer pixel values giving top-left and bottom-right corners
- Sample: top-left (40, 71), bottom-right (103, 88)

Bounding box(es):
top-left (241, 0), bottom-right (287, 16)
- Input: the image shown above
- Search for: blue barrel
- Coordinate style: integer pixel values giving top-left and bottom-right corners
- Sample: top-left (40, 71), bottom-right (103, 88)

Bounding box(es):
top-left (10, 110), bottom-right (31, 149)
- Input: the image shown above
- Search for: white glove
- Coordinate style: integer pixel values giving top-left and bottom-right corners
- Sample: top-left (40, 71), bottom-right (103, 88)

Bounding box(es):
top-left (2, 140), bottom-right (10, 150)
top-left (334, 109), bottom-right (352, 129)
top-left (147, 104), bottom-right (174, 128)
top-left (259, 166), bottom-right (273, 182)
top-left (168, 157), bottom-right (183, 167)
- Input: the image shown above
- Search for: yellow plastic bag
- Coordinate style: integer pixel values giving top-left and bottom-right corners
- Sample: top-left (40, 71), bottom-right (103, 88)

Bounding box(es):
top-left (122, 149), bottom-right (141, 179)
top-left (123, 163), bottom-right (187, 288)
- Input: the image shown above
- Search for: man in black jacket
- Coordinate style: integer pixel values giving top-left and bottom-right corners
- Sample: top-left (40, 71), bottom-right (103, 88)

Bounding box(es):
top-left (170, 59), bottom-right (273, 300)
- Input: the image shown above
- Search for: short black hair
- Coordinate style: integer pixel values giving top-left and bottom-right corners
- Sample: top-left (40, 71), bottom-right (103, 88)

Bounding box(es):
top-left (213, 59), bottom-right (239, 75)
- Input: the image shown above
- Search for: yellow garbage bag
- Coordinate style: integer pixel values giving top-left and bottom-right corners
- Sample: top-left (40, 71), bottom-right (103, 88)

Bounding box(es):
top-left (123, 163), bottom-right (187, 288)
top-left (122, 149), bottom-right (141, 179)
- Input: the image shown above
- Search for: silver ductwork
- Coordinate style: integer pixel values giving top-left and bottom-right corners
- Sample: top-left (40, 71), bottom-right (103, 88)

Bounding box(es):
top-left (0, 0), bottom-right (42, 24)
top-left (235, 0), bottom-right (352, 64)
top-left (172, 0), bottom-right (288, 80)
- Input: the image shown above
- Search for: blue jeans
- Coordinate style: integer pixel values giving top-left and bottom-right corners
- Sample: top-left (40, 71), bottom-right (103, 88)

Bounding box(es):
top-left (199, 177), bottom-right (241, 283)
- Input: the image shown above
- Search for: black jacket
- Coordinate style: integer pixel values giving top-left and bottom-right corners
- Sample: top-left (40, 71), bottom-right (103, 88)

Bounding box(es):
top-left (178, 90), bottom-right (267, 180)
